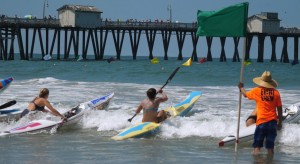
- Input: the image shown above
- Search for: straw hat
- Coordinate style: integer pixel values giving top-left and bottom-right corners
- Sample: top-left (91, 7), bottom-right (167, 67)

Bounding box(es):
top-left (253, 71), bottom-right (278, 88)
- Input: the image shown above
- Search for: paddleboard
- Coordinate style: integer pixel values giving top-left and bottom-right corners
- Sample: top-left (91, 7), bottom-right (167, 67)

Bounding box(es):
top-left (112, 91), bottom-right (202, 140)
top-left (219, 102), bottom-right (300, 147)
top-left (0, 77), bottom-right (13, 94)
top-left (0, 93), bottom-right (115, 136)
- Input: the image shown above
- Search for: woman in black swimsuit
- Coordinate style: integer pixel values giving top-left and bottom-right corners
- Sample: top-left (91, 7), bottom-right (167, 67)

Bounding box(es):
top-left (20, 88), bottom-right (66, 120)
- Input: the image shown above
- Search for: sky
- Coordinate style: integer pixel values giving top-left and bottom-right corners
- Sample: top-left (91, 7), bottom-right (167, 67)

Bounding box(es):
top-left (1, 0), bottom-right (300, 59)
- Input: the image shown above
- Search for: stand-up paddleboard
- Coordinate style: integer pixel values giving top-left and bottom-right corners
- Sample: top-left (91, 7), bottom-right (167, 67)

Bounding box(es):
top-left (0, 93), bottom-right (115, 137)
top-left (0, 77), bottom-right (13, 94)
top-left (112, 91), bottom-right (202, 140)
top-left (219, 102), bottom-right (300, 147)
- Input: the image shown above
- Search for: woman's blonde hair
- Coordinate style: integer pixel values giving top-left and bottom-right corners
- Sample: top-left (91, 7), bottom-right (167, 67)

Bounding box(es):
top-left (39, 88), bottom-right (49, 98)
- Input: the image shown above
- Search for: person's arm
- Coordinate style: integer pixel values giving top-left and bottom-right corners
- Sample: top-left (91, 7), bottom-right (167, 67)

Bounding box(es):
top-left (238, 82), bottom-right (247, 97)
top-left (43, 99), bottom-right (66, 119)
top-left (157, 89), bottom-right (168, 102)
top-left (277, 106), bottom-right (283, 130)
top-left (135, 103), bottom-right (143, 114)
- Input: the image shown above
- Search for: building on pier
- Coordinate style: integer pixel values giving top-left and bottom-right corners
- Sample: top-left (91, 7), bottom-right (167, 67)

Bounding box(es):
top-left (57, 5), bottom-right (102, 28)
top-left (247, 12), bottom-right (280, 34)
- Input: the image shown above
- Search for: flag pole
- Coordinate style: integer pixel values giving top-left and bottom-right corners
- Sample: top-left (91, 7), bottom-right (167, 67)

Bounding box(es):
top-left (235, 36), bottom-right (247, 152)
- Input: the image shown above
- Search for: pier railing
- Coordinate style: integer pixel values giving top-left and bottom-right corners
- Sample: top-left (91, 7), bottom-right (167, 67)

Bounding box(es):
top-left (0, 17), bottom-right (299, 63)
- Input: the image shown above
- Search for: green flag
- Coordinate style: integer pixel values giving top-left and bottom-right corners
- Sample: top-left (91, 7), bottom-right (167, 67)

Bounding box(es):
top-left (197, 2), bottom-right (249, 37)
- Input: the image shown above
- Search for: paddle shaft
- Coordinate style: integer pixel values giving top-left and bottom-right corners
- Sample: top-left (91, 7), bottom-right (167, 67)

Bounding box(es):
top-left (0, 100), bottom-right (16, 110)
top-left (128, 67), bottom-right (180, 122)
top-left (235, 37), bottom-right (246, 152)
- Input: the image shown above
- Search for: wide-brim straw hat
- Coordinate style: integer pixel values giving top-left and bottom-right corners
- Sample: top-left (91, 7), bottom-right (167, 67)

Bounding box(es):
top-left (253, 71), bottom-right (278, 88)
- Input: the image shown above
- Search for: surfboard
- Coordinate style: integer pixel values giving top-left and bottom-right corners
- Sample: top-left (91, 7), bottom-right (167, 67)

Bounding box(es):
top-left (0, 77), bottom-right (13, 94)
top-left (219, 102), bottom-right (300, 147)
top-left (0, 93), bottom-right (115, 137)
top-left (112, 91), bottom-right (202, 140)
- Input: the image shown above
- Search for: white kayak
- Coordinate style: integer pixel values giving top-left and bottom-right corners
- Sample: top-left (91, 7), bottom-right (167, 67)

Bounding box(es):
top-left (219, 102), bottom-right (300, 147)
top-left (0, 93), bottom-right (114, 137)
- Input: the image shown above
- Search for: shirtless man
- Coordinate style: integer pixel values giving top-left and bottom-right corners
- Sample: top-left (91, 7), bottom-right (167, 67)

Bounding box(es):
top-left (135, 88), bottom-right (168, 123)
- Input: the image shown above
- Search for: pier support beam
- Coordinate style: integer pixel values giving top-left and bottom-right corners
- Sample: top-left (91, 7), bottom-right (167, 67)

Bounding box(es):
top-left (8, 28), bottom-right (15, 60)
top-left (82, 30), bottom-right (85, 59)
top-left (84, 29), bottom-right (98, 59)
top-left (25, 28), bottom-right (29, 60)
top-left (257, 34), bottom-right (265, 62)
top-left (281, 36), bottom-right (289, 63)
top-left (293, 36), bottom-right (299, 63)
top-left (161, 30), bottom-right (172, 60)
top-left (129, 29), bottom-right (142, 60)
top-left (145, 30), bottom-right (156, 59)
top-left (245, 35), bottom-right (253, 61)
top-left (57, 29), bottom-right (61, 60)
top-left (98, 29), bottom-right (108, 60)
top-left (270, 36), bottom-right (277, 62)
top-left (16, 28), bottom-right (25, 60)
top-left (67, 29), bottom-right (76, 59)
top-left (94, 29), bottom-right (100, 60)
top-left (206, 37), bottom-right (213, 61)
top-left (64, 29), bottom-right (68, 59)
top-left (232, 37), bottom-right (240, 62)
top-left (50, 29), bottom-right (57, 57)
top-left (112, 29), bottom-right (125, 60)
top-left (219, 37), bottom-right (226, 62)
top-left (45, 28), bottom-right (49, 55)
top-left (191, 32), bottom-right (199, 61)
top-left (176, 31), bottom-right (186, 60)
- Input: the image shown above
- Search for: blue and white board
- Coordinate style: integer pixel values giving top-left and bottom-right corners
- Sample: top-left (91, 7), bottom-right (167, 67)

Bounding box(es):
top-left (0, 77), bottom-right (13, 94)
top-left (0, 108), bottom-right (22, 122)
top-left (219, 102), bottom-right (300, 147)
top-left (112, 91), bottom-right (202, 140)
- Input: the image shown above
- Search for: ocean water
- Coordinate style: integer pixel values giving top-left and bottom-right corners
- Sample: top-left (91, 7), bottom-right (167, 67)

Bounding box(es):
top-left (0, 57), bottom-right (300, 163)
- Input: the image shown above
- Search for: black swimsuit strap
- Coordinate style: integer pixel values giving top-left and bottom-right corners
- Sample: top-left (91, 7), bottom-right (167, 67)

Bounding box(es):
top-left (31, 97), bottom-right (45, 111)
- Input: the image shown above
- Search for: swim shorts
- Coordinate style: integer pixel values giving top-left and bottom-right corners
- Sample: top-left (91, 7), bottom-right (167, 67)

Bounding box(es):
top-left (253, 120), bottom-right (277, 149)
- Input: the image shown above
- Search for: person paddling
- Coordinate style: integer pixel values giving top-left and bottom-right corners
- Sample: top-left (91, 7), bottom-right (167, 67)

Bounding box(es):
top-left (238, 71), bottom-right (283, 155)
top-left (20, 88), bottom-right (67, 121)
top-left (134, 88), bottom-right (168, 123)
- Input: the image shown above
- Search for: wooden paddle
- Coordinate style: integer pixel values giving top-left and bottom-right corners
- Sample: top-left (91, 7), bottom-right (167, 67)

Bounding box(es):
top-left (0, 100), bottom-right (17, 110)
top-left (128, 67), bottom-right (180, 122)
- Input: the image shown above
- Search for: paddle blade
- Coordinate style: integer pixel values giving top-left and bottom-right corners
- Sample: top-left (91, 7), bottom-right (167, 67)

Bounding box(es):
top-left (182, 58), bottom-right (192, 66)
top-left (0, 100), bottom-right (17, 109)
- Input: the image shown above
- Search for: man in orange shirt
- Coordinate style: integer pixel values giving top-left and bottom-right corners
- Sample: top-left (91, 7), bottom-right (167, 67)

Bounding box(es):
top-left (238, 71), bottom-right (283, 155)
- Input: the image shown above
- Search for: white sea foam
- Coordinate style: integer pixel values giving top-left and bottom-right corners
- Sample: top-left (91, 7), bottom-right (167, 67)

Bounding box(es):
top-left (1, 77), bottom-right (300, 148)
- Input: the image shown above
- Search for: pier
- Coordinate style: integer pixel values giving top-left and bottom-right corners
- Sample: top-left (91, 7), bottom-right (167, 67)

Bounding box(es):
top-left (0, 17), bottom-right (299, 63)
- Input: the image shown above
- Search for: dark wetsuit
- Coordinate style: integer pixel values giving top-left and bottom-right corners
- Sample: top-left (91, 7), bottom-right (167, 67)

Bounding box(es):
top-left (20, 98), bottom-right (45, 118)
